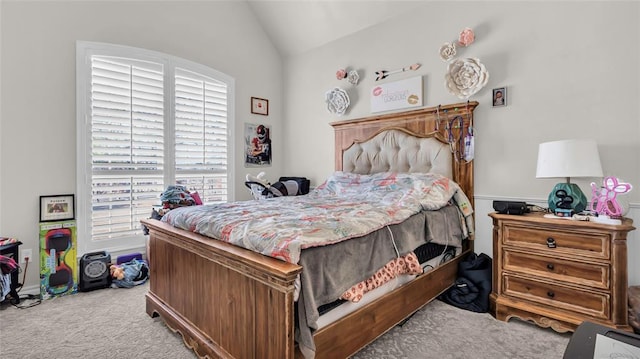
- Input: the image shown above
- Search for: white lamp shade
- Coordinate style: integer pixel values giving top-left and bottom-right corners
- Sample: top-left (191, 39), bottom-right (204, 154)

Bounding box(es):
top-left (536, 139), bottom-right (603, 179)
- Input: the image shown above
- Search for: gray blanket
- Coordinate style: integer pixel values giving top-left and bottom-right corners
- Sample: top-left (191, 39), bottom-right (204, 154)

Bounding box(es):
top-left (295, 204), bottom-right (465, 356)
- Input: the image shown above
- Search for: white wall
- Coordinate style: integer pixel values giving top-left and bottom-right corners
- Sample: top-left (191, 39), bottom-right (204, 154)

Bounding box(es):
top-left (0, 1), bottom-right (283, 290)
top-left (2, 0), bottom-right (638, 293)
top-left (282, 2), bottom-right (640, 284)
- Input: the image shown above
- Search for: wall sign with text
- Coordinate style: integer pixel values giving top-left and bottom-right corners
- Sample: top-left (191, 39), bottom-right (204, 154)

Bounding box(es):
top-left (370, 76), bottom-right (423, 113)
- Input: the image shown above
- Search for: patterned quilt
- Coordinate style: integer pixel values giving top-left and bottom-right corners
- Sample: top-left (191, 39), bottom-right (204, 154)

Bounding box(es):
top-left (162, 171), bottom-right (473, 264)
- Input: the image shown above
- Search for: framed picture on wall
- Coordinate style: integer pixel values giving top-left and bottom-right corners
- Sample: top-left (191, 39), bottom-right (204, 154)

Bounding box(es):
top-left (251, 97), bottom-right (269, 116)
top-left (244, 123), bottom-right (271, 167)
top-left (40, 194), bottom-right (75, 222)
top-left (492, 87), bottom-right (507, 107)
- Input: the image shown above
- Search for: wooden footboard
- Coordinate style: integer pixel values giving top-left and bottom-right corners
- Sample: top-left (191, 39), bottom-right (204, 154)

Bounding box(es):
top-left (143, 218), bottom-right (302, 359)
top-left (142, 218), bottom-right (470, 359)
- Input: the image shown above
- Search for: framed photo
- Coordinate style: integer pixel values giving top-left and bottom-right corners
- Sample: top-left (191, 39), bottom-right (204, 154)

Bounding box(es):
top-left (492, 87), bottom-right (507, 107)
top-left (251, 97), bottom-right (269, 116)
top-left (40, 194), bottom-right (75, 222)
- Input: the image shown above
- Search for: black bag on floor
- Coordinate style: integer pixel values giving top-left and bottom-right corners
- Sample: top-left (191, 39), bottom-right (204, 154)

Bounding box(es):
top-left (438, 252), bottom-right (492, 313)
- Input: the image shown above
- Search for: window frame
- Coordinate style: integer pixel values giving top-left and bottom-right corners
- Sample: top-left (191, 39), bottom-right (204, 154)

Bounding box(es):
top-left (76, 41), bottom-right (235, 254)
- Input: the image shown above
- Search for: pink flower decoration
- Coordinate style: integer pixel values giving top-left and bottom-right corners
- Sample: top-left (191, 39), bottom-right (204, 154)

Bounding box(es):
top-left (336, 69), bottom-right (347, 80)
top-left (458, 27), bottom-right (475, 47)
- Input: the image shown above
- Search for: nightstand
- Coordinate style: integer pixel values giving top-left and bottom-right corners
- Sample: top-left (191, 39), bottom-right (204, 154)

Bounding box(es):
top-left (489, 212), bottom-right (636, 333)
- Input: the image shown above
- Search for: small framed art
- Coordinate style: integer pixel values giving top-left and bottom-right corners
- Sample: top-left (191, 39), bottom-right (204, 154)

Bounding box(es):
top-left (251, 97), bottom-right (269, 116)
top-left (492, 87), bottom-right (507, 107)
top-left (40, 194), bottom-right (75, 222)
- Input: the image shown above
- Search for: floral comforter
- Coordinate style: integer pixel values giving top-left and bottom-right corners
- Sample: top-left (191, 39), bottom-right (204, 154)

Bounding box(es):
top-left (162, 171), bottom-right (473, 264)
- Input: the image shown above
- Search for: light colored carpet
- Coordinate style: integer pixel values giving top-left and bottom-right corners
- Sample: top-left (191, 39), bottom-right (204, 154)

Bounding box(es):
top-left (0, 283), bottom-right (570, 358)
top-left (352, 299), bottom-right (570, 358)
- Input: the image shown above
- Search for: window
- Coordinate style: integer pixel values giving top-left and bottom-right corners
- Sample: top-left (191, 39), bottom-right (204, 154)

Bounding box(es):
top-left (76, 42), bottom-right (235, 253)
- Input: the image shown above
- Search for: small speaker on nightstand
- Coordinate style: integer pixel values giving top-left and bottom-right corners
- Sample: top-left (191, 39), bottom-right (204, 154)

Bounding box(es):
top-left (492, 201), bottom-right (528, 215)
top-left (78, 251), bottom-right (111, 292)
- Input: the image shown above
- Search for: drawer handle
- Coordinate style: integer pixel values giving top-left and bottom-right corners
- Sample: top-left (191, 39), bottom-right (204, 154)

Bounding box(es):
top-left (547, 263), bottom-right (554, 270)
top-left (546, 237), bottom-right (557, 248)
top-left (547, 291), bottom-right (555, 298)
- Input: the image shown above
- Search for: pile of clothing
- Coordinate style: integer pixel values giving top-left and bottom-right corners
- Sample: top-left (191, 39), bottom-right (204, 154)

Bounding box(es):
top-left (143, 185), bottom-right (202, 235)
top-left (160, 185), bottom-right (202, 210)
top-left (0, 254), bottom-right (19, 301)
top-left (110, 258), bottom-right (149, 289)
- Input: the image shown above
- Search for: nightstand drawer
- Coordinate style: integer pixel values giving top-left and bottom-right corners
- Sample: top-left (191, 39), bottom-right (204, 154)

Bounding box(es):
top-left (503, 250), bottom-right (609, 290)
top-left (503, 226), bottom-right (609, 260)
top-left (503, 275), bottom-right (609, 320)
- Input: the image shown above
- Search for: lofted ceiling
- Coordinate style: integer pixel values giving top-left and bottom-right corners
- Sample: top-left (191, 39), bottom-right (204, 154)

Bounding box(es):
top-left (246, 0), bottom-right (428, 57)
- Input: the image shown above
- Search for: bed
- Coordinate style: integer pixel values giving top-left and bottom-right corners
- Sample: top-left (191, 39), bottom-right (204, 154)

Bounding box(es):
top-left (141, 100), bottom-right (478, 359)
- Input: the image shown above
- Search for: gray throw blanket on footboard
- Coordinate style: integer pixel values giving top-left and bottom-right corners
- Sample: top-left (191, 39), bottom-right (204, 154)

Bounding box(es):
top-left (295, 205), bottom-right (465, 357)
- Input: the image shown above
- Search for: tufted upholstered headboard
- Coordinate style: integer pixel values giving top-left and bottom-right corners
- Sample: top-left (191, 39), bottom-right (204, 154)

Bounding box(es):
top-left (331, 101), bottom-right (478, 208)
top-left (342, 128), bottom-right (452, 178)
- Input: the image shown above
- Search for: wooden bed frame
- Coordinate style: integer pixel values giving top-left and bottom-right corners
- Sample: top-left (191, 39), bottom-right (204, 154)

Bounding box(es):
top-left (142, 101), bottom-right (478, 359)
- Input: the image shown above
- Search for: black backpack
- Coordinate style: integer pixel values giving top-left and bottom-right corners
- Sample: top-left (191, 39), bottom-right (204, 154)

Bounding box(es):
top-left (438, 252), bottom-right (492, 313)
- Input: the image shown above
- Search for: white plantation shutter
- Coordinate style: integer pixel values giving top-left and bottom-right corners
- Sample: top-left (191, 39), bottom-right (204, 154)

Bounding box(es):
top-left (77, 42), bottom-right (234, 250)
top-left (174, 68), bottom-right (228, 203)
top-left (90, 57), bottom-right (165, 240)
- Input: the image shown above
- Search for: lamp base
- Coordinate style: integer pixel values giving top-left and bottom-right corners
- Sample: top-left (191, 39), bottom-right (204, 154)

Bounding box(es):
top-left (547, 182), bottom-right (588, 213)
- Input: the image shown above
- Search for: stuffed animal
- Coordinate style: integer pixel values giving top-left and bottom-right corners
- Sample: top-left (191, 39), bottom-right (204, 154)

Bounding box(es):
top-left (110, 265), bottom-right (124, 280)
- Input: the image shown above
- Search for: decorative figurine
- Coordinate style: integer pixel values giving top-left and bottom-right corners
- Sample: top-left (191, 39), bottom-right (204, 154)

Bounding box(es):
top-left (590, 176), bottom-right (632, 217)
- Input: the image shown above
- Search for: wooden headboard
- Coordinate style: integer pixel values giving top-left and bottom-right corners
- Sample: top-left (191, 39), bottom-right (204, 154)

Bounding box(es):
top-left (330, 101), bottom-right (478, 208)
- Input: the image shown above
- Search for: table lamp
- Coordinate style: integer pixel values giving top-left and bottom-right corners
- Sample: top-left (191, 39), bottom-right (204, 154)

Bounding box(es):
top-left (536, 139), bottom-right (603, 214)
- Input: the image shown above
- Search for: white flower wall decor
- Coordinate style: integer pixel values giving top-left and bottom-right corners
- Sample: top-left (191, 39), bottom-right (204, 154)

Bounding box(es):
top-left (444, 57), bottom-right (489, 99)
top-left (439, 42), bottom-right (457, 62)
top-left (347, 70), bottom-right (360, 85)
top-left (325, 87), bottom-right (350, 116)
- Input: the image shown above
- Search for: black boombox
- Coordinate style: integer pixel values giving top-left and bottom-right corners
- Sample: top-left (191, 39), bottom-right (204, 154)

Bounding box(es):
top-left (492, 201), bottom-right (528, 215)
top-left (79, 251), bottom-right (111, 292)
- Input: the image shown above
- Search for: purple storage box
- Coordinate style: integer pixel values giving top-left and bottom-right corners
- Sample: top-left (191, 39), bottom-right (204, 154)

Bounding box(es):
top-left (117, 252), bottom-right (143, 265)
